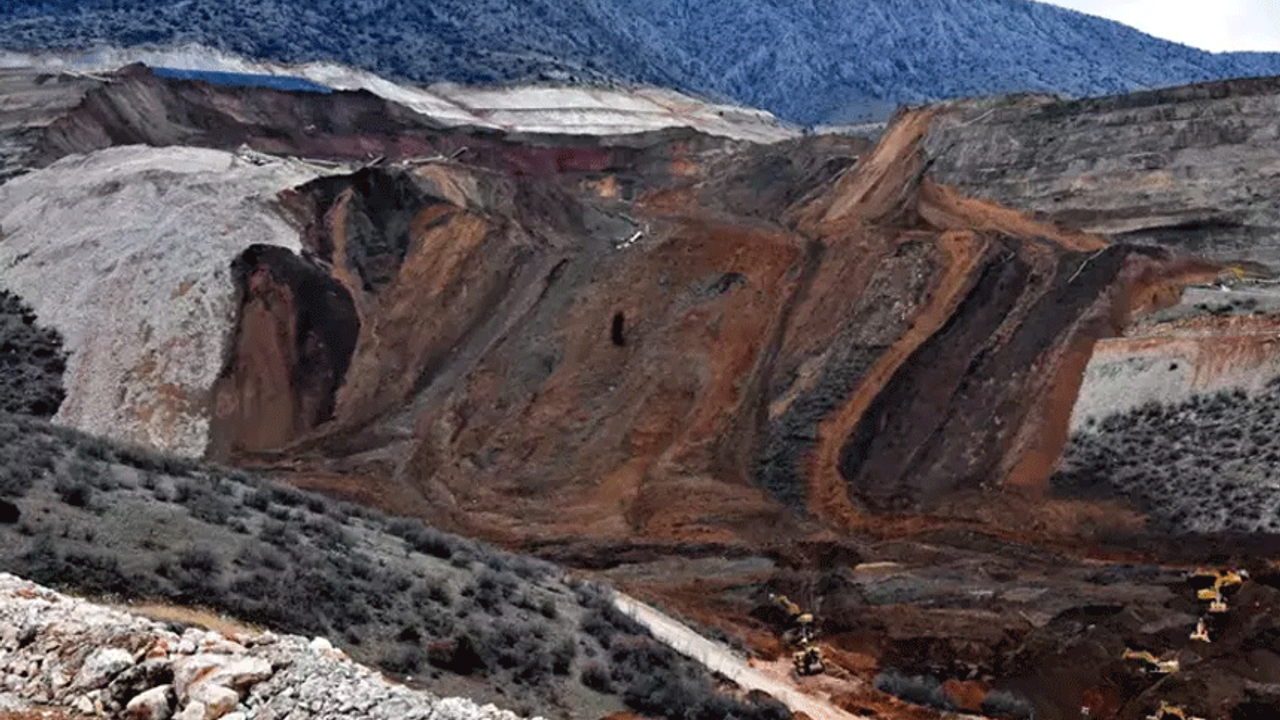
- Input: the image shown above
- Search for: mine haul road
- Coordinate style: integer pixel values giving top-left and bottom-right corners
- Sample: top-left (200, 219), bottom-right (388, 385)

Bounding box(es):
top-left (611, 592), bottom-right (867, 720)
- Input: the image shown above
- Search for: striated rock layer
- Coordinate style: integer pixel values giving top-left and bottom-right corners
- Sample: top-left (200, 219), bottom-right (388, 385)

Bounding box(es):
top-left (214, 108), bottom-right (1208, 545)
top-left (0, 63), bottom-right (1223, 543)
top-left (926, 76), bottom-right (1280, 271)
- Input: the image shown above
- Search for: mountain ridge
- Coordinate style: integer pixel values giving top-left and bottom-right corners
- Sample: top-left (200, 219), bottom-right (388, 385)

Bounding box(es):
top-left (3, 0), bottom-right (1280, 125)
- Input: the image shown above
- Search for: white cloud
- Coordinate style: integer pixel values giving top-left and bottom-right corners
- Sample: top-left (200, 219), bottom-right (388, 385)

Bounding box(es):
top-left (1039, 0), bottom-right (1280, 52)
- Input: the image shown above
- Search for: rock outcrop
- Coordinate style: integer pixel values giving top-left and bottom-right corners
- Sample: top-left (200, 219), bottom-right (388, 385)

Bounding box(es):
top-left (215, 106), bottom-right (1205, 544)
top-left (927, 76), bottom-right (1280, 271)
top-left (0, 572), bottom-right (537, 720)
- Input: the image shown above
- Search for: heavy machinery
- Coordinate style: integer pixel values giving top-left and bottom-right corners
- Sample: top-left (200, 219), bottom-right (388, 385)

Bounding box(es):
top-left (1122, 649), bottom-right (1180, 675)
top-left (1190, 568), bottom-right (1246, 614)
top-left (768, 593), bottom-right (824, 676)
top-left (1146, 701), bottom-right (1205, 720)
top-left (1189, 618), bottom-right (1211, 643)
top-left (793, 643), bottom-right (825, 676)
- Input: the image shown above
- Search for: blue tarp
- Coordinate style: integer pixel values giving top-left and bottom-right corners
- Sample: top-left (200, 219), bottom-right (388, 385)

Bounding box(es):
top-left (152, 67), bottom-right (333, 94)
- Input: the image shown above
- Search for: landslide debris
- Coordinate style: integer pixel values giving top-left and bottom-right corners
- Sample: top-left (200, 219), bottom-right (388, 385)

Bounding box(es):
top-left (0, 62), bottom-right (1216, 539)
top-left (0, 144), bottom-right (325, 456)
top-left (211, 102), bottom-right (1205, 546)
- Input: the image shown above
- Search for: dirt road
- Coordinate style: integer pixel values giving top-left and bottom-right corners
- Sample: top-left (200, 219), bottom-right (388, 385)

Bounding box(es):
top-left (611, 593), bottom-right (867, 720)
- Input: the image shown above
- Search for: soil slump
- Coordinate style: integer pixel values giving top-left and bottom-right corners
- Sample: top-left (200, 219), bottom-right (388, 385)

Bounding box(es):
top-left (209, 244), bottom-right (359, 457)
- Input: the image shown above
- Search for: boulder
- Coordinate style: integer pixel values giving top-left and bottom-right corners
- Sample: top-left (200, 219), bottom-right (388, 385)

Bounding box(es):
top-left (173, 654), bottom-right (271, 702)
top-left (124, 684), bottom-right (174, 720)
top-left (72, 647), bottom-right (134, 691)
top-left (187, 683), bottom-right (238, 720)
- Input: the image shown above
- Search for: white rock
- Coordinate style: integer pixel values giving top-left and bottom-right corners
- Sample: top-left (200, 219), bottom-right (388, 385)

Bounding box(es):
top-left (72, 647), bottom-right (134, 690)
top-left (174, 700), bottom-right (208, 720)
top-left (174, 655), bottom-right (271, 701)
top-left (125, 684), bottom-right (174, 720)
top-left (188, 683), bottom-right (239, 720)
top-left (72, 694), bottom-right (95, 714)
top-left (173, 655), bottom-right (226, 699)
top-left (202, 657), bottom-right (272, 695)
top-left (308, 637), bottom-right (333, 653)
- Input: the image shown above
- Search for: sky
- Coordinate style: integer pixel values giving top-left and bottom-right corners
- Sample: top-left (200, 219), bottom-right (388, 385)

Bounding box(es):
top-left (1040, 0), bottom-right (1280, 52)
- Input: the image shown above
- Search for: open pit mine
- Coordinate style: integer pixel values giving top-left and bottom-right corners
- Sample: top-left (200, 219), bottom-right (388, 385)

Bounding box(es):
top-left (4, 60), bottom-right (1280, 720)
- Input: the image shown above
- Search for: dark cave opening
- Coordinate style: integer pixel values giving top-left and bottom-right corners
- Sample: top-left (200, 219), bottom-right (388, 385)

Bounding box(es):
top-left (611, 312), bottom-right (626, 347)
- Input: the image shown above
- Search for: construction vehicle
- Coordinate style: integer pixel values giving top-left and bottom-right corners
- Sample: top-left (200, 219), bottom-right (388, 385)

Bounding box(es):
top-left (768, 594), bottom-right (825, 676)
top-left (1189, 618), bottom-right (1211, 643)
top-left (1122, 649), bottom-right (1180, 675)
top-left (770, 594), bottom-right (818, 640)
top-left (1146, 701), bottom-right (1205, 720)
top-left (1190, 568), bottom-right (1247, 595)
top-left (793, 642), bottom-right (824, 676)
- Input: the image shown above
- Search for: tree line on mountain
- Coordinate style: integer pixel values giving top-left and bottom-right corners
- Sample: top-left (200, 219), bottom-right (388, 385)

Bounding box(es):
top-left (4, 0), bottom-right (1280, 125)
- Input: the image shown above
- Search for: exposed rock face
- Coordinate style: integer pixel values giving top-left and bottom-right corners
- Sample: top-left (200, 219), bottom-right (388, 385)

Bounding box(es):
top-left (0, 61), bottom-right (1218, 539)
top-left (0, 572), bottom-right (538, 720)
top-left (202, 107), bottom-right (1206, 544)
top-left (927, 77), bottom-right (1280, 271)
top-left (209, 244), bottom-right (359, 456)
top-left (0, 145), bottom-right (322, 455)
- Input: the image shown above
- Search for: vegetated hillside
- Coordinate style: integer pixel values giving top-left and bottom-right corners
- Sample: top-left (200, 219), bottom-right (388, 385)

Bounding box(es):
top-left (0, 290), bottom-right (66, 417)
top-left (0, 412), bottom-right (786, 720)
top-left (3, 0), bottom-right (1280, 124)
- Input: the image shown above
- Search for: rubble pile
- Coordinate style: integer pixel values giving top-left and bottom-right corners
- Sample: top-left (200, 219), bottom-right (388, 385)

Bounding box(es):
top-left (0, 573), bottom-right (537, 720)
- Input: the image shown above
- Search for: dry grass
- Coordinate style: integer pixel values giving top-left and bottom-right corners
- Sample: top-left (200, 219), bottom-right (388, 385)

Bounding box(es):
top-left (104, 599), bottom-right (264, 637)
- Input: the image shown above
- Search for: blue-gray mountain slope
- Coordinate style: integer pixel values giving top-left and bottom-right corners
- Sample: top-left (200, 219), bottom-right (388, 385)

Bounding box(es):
top-left (3, 0), bottom-right (1279, 125)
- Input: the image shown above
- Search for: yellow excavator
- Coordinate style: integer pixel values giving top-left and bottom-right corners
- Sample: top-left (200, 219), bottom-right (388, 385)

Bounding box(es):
top-left (1146, 700), bottom-right (1205, 720)
top-left (769, 594), bottom-right (824, 676)
top-left (1122, 649), bottom-right (1180, 675)
top-left (1190, 568), bottom-right (1246, 613)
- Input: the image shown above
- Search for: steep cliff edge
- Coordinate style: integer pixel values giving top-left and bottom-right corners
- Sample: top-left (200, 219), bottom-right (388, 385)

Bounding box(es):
top-left (927, 76), bottom-right (1280, 271)
top-left (0, 145), bottom-right (323, 455)
top-left (214, 107), bottom-right (1207, 547)
top-left (0, 63), bottom-right (1222, 540)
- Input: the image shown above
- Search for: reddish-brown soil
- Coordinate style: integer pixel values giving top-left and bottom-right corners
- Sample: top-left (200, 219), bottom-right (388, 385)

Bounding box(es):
top-left (23, 66), bottom-right (1280, 720)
